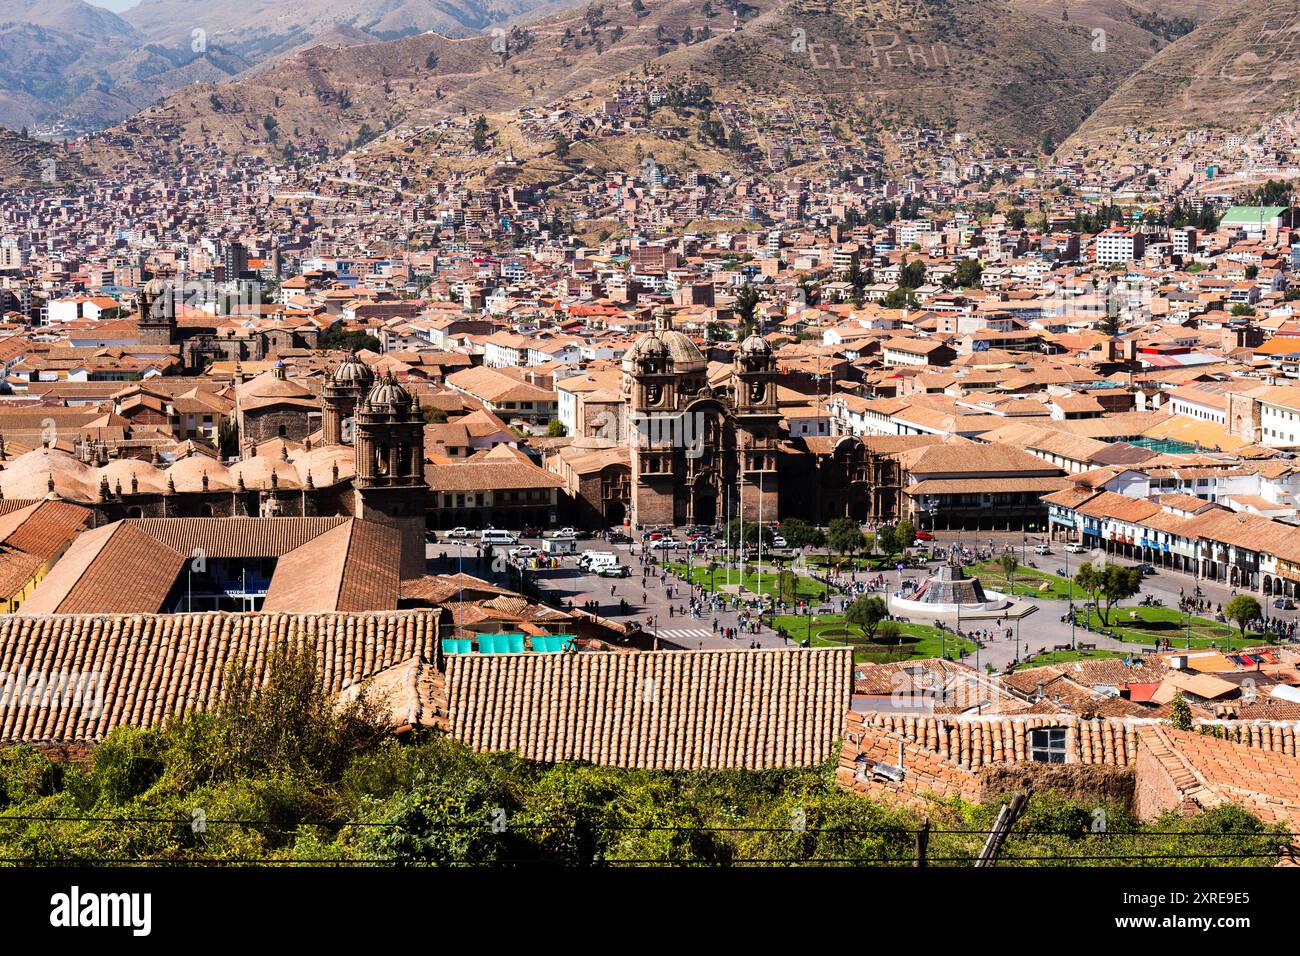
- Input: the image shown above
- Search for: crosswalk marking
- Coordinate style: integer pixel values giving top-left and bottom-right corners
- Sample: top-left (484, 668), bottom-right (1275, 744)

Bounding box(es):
top-left (657, 628), bottom-right (712, 641)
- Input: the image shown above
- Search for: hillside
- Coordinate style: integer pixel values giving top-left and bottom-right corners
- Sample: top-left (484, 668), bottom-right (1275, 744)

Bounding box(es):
top-left (0, 126), bottom-right (90, 187)
top-left (0, 0), bottom-right (581, 132)
top-left (0, 0), bottom-right (252, 131)
top-left (1065, 0), bottom-right (1300, 148)
top-left (105, 0), bottom-right (1216, 169)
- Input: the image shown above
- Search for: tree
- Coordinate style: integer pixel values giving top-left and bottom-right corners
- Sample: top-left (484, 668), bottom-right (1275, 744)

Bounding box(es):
top-left (953, 258), bottom-right (982, 288)
top-left (779, 518), bottom-right (821, 549)
top-left (826, 518), bottom-right (864, 560)
top-left (775, 569), bottom-right (798, 605)
top-left (734, 284), bottom-right (760, 338)
top-left (845, 594), bottom-right (888, 641)
top-left (1075, 563), bottom-right (1105, 624)
top-left (546, 419), bottom-right (567, 437)
top-left (1099, 565), bottom-right (1142, 626)
top-left (471, 115), bottom-right (489, 152)
top-left (899, 259), bottom-right (926, 289)
top-left (1225, 595), bottom-right (1261, 644)
top-left (998, 553), bottom-right (1019, 594)
top-left (726, 518), bottom-right (773, 548)
top-left (894, 519), bottom-right (915, 550)
top-left (1168, 691), bottom-right (1193, 731)
top-left (876, 524), bottom-right (899, 558)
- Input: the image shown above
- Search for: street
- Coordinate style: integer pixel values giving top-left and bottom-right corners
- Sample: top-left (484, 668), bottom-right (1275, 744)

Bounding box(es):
top-left (425, 528), bottom-right (1296, 667)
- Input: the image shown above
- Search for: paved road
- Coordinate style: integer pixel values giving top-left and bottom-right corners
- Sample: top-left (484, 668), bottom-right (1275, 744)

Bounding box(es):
top-left (426, 531), bottom-right (1298, 666)
top-left (426, 536), bottom-right (795, 651)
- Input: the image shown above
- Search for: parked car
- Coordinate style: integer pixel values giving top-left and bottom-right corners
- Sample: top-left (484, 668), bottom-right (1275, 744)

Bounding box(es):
top-left (914, 530), bottom-right (934, 541)
top-left (448, 527), bottom-right (473, 539)
top-left (597, 564), bottom-right (630, 578)
top-left (771, 535), bottom-right (788, 548)
top-left (1136, 563), bottom-right (1155, 576)
top-left (607, 530), bottom-right (631, 544)
top-left (424, 530), bottom-right (439, 543)
top-left (509, 546), bottom-right (538, 559)
top-left (555, 527), bottom-right (579, 538)
top-left (1034, 544), bottom-right (1051, 555)
top-left (520, 526), bottom-right (543, 539)
top-left (1065, 542), bottom-right (1086, 554)
top-left (1275, 597), bottom-right (1296, 610)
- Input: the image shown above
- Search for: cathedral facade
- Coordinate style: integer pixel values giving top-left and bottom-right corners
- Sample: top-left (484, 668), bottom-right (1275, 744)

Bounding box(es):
top-left (620, 309), bottom-right (904, 530)
top-left (623, 310), bottom-right (779, 528)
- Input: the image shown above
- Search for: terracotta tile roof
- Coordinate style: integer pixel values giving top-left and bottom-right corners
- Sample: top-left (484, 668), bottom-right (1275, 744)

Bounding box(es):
top-left (22, 518), bottom-right (400, 614)
top-left (444, 647), bottom-right (852, 769)
top-left (1140, 725), bottom-right (1300, 830)
top-left (0, 610), bottom-right (440, 745)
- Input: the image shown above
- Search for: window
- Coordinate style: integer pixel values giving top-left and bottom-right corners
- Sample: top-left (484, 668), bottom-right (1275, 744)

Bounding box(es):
top-left (1030, 727), bottom-right (1067, 763)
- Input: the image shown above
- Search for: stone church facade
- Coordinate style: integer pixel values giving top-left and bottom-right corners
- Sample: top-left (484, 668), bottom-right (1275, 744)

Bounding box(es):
top-left (621, 309), bottom-right (903, 530)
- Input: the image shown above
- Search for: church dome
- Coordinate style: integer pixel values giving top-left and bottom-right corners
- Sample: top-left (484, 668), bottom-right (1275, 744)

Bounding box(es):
top-left (331, 355), bottom-right (375, 389)
top-left (621, 307), bottom-right (706, 373)
top-left (362, 372), bottom-right (413, 410)
top-left (141, 277), bottom-right (171, 297)
top-left (739, 333), bottom-right (771, 356)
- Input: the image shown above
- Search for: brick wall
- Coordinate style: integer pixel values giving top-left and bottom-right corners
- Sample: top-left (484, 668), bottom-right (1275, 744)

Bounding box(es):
top-left (1134, 733), bottom-right (1189, 821)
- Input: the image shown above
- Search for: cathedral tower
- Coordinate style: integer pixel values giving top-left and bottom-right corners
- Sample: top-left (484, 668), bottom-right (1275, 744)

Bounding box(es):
top-left (322, 354), bottom-right (374, 445)
top-left (136, 277), bottom-right (176, 347)
top-left (734, 333), bottom-right (780, 521)
top-left (353, 372), bottom-right (428, 578)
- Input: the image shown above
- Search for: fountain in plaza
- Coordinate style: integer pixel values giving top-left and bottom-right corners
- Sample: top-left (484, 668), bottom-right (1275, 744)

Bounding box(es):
top-left (888, 561), bottom-right (1016, 619)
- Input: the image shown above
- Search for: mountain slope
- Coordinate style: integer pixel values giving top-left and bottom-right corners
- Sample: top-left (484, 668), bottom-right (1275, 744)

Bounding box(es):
top-left (0, 0), bottom-right (581, 132)
top-left (108, 0), bottom-right (1203, 164)
top-left (123, 0), bottom-right (583, 56)
top-left (1066, 0), bottom-right (1300, 147)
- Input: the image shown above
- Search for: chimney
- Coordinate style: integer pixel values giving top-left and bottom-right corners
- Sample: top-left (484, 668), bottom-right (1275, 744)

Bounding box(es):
top-left (897, 741), bottom-right (905, 770)
top-left (1036, 680), bottom-right (1046, 699)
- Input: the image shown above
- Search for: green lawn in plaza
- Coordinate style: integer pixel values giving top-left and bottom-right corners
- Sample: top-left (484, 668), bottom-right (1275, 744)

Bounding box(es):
top-left (1071, 605), bottom-right (1258, 652)
top-left (771, 613), bottom-right (977, 664)
top-left (666, 562), bottom-right (830, 602)
top-left (969, 560), bottom-right (1077, 600)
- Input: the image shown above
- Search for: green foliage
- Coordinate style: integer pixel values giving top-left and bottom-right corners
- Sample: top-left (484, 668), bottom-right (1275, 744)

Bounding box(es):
top-left (1225, 595), bottom-right (1261, 641)
top-left (1073, 561), bottom-right (1140, 625)
top-left (998, 553), bottom-right (1019, 587)
top-left (876, 524), bottom-right (902, 557)
top-left (318, 320), bottom-right (381, 353)
top-left (161, 641), bottom-right (390, 791)
top-left (845, 595), bottom-right (888, 640)
top-left (1168, 692), bottom-right (1193, 731)
top-left (0, 659), bottom-right (1282, 866)
top-left (779, 517), bottom-right (823, 549)
top-left (546, 418), bottom-right (568, 437)
top-left (724, 518), bottom-right (773, 547)
top-left (827, 517), bottom-right (865, 557)
top-left (0, 747), bottom-right (57, 808)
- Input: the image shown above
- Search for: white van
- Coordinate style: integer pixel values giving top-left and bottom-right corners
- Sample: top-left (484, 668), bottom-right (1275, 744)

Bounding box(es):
top-left (481, 529), bottom-right (520, 546)
top-left (579, 551), bottom-right (617, 571)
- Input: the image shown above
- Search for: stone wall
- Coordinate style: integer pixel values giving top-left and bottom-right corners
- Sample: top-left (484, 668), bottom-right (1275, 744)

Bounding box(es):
top-left (979, 762), bottom-right (1136, 810)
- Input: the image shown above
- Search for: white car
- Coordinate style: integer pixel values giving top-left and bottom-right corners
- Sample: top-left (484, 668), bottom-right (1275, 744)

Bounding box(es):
top-left (1034, 544), bottom-right (1051, 555)
top-left (771, 535), bottom-right (788, 548)
top-left (448, 527), bottom-right (473, 539)
top-left (509, 546), bottom-right (538, 559)
top-left (1065, 542), bottom-right (1086, 554)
